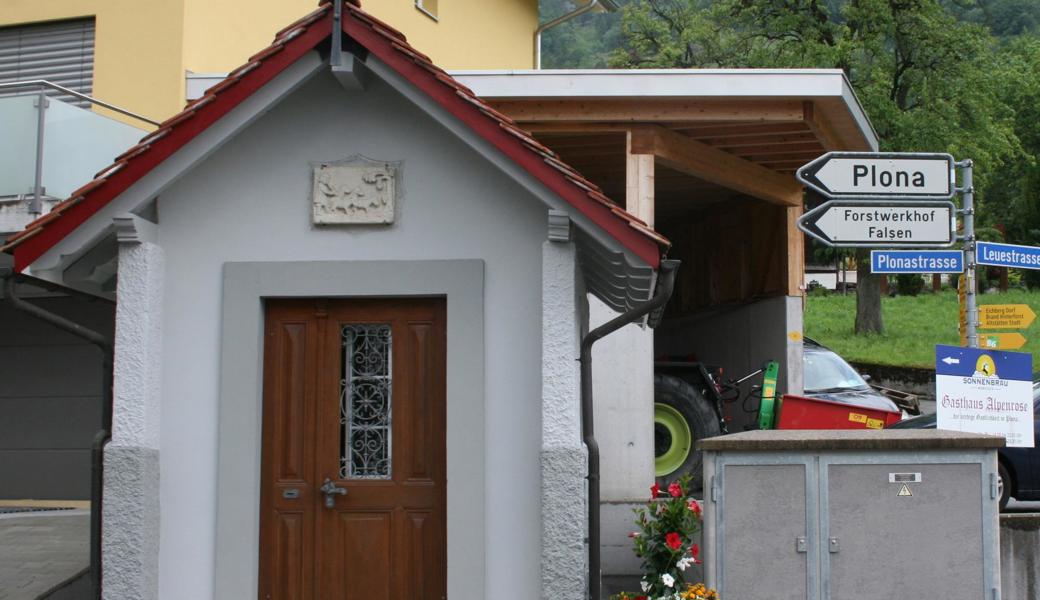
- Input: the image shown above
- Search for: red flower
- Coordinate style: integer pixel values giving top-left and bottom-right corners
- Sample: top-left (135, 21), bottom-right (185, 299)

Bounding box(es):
top-left (665, 532), bottom-right (682, 550)
top-left (691, 543), bottom-right (702, 564)
top-left (668, 482), bottom-right (683, 498)
top-left (688, 499), bottom-right (702, 515)
top-left (650, 483), bottom-right (660, 499)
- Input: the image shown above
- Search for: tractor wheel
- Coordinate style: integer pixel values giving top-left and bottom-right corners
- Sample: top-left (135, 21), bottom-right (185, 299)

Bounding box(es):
top-left (654, 374), bottom-right (721, 491)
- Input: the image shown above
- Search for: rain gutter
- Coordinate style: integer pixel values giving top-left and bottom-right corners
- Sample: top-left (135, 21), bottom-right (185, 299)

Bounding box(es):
top-left (581, 258), bottom-right (679, 600)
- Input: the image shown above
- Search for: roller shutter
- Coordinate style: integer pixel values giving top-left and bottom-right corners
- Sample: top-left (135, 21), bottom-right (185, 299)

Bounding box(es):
top-left (0, 18), bottom-right (95, 107)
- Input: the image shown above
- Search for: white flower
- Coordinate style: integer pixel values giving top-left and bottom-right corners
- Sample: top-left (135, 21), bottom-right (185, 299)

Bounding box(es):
top-left (640, 580), bottom-right (651, 592)
top-left (676, 557), bottom-right (693, 571)
top-left (661, 573), bottom-right (675, 588)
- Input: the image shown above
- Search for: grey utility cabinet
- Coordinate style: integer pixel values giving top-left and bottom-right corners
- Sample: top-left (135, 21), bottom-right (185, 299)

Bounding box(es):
top-left (699, 430), bottom-right (1004, 600)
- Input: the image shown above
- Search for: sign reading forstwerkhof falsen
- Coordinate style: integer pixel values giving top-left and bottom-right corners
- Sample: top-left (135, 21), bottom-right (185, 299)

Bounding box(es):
top-left (935, 344), bottom-right (1034, 447)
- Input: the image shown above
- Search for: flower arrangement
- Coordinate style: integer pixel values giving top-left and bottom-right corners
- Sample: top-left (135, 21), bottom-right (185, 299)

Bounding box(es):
top-left (610, 474), bottom-right (719, 600)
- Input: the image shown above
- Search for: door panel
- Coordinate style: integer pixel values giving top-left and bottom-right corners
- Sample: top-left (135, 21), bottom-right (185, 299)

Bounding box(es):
top-left (721, 463), bottom-right (808, 600)
top-left (259, 299), bottom-right (446, 600)
top-left (826, 463), bottom-right (982, 600)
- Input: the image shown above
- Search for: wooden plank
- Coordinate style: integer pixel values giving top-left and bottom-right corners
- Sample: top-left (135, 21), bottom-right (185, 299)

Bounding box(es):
top-left (490, 99), bottom-right (807, 124)
top-left (626, 128), bottom-right (655, 226)
top-left (648, 126), bottom-right (803, 206)
top-left (523, 122), bottom-right (639, 134)
top-left (677, 122), bottom-right (813, 138)
top-left (707, 133), bottom-right (820, 149)
top-left (731, 144), bottom-right (823, 158)
top-left (786, 205), bottom-right (805, 296)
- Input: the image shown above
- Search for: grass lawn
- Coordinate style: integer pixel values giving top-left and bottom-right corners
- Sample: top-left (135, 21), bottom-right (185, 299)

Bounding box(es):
top-left (804, 289), bottom-right (1040, 370)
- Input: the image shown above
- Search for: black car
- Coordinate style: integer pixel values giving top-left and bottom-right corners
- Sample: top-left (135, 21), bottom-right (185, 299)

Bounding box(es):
top-left (889, 383), bottom-right (1040, 510)
top-left (803, 339), bottom-right (902, 414)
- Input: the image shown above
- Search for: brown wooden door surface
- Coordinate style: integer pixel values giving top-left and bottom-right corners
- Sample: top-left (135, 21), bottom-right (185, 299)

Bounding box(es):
top-left (259, 298), bottom-right (446, 600)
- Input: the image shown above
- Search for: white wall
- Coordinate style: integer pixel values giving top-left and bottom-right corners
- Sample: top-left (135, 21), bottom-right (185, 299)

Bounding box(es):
top-left (155, 71), bottom-right (546, 599)
top-left (589, 294), bottom-right (654, 502)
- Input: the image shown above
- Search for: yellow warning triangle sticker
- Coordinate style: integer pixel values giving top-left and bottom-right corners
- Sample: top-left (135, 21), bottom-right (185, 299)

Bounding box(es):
top-left (898, 484), bottom-right (913, 497)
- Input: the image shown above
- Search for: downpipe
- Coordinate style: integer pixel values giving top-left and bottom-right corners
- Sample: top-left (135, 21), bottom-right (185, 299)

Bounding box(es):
top-left (3, 274), bottom-right (113, 599)
top-left (581, 259), bottom-right (679, 600)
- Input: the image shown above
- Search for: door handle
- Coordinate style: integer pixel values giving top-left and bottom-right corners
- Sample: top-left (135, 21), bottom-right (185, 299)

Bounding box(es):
top-left (319, 478), bottom-right (347, 508)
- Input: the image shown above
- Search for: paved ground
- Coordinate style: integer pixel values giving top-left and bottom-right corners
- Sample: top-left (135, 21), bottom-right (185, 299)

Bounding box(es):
top-left (0, 510), bottom-right (89, 600)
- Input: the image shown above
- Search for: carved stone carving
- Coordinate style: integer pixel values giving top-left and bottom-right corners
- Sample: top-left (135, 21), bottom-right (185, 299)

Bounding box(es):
top-left (311, 156), bottom-right (399, 225)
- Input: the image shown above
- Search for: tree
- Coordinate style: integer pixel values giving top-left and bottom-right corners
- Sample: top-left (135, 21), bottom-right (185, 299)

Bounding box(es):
top-left (611, 0), bottom-right (1022, 334)
top-left (539, 0), bottom-right (624, 68)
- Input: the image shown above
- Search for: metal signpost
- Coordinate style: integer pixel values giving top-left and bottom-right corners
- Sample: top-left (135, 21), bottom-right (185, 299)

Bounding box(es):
top-left (935, 344), bottom-right (1034, 448)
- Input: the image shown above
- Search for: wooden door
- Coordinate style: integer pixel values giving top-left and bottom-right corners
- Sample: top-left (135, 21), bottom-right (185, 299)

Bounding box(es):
top-left (258, 298), bottom-right (446, 600)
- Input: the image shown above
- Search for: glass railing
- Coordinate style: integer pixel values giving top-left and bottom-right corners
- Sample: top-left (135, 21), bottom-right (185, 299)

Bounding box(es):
top-left (0, 81), bottom-right (156, 216)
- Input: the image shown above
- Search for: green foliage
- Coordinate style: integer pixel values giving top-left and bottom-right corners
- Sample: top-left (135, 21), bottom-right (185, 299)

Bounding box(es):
top-left (805, 289), bottom-right (1040, 370)
top-left (610, 0), bottom-right (1022, 191)
top-left (894, 274), bottom-right (926, 296)
top-left (539, 0), bottom-right (624, 68)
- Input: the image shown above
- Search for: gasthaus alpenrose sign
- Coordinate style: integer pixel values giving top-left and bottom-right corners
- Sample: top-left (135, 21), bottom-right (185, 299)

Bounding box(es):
top-left (935, 344), bottom-right (1034, 448)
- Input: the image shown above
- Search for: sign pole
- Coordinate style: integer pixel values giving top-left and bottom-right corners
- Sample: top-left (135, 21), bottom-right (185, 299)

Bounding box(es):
top-left (959, 160), bottom-right (978, 348)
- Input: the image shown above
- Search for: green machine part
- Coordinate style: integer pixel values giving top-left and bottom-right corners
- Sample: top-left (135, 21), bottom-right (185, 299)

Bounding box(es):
top-left (757, 361), bottom-right (781, 430)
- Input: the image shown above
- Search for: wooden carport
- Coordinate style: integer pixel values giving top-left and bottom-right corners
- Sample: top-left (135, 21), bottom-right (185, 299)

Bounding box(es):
top-left (457, 69), bottom-right (878, 315)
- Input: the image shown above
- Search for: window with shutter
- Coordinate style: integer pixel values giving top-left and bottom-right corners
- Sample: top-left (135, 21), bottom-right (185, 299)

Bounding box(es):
top-left (0, 18), bottom-right (95, 107)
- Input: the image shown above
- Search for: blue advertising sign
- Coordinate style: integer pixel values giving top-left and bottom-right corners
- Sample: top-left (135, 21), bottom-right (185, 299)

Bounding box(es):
top-left (976, 241), bottom-right (1040, 270)
top-left (871, 250), bottom-right (963, 274)
top-left (935, 344), bottom-right (1034, 447)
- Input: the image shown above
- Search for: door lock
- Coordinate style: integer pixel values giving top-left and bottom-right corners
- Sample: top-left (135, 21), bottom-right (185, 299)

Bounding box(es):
top-left (319, 478), bottom-right (348, 508)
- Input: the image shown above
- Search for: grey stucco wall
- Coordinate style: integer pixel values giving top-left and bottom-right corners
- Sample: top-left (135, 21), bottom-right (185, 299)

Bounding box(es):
top-left (154, 70), bottom-right (547, 599)
top-left (1001, 515), bottom-right (1040, 600)
top-left (0, 295), bottom-right (112, 499)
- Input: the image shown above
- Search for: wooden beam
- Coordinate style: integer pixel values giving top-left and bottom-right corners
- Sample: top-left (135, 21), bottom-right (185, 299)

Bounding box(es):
top-left (626, 127), bottom-right (655, 226)
top-left (490, 99), bottom-right (807, 124)
top-left (802, 101), bottom-right (843, 151)
top-left (786, 205), bottom-right (805, 296)
top-left (647, 126), bottom-right (803, 206)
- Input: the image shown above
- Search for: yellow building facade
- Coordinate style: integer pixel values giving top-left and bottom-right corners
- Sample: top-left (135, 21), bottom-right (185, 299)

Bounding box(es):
top-left (1, 0), bottom-right (538, 124)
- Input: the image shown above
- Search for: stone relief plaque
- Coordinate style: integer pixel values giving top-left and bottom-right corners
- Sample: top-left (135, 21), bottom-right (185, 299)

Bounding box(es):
top-left (312, 156), bottom-right (400, 225)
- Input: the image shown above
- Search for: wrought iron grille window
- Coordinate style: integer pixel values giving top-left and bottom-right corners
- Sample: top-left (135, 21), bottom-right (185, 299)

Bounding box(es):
top-left (340, 324), bottom-right (392, 479)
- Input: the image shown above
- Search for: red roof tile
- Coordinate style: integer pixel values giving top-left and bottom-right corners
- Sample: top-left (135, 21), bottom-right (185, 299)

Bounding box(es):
top-left (3, 1), bottom-right (668, 269)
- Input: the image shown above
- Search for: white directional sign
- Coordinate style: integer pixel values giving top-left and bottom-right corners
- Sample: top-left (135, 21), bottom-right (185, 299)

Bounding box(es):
top-left (797, 152), bottom-right (955, 199)
top-left (797, 200), bottom-right (956, 248)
